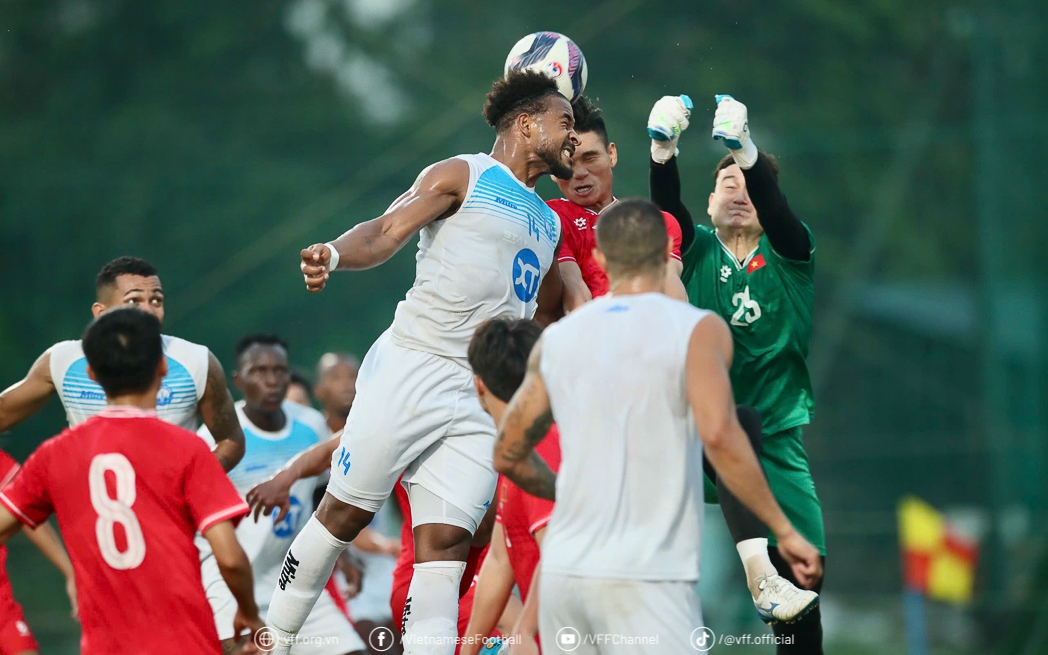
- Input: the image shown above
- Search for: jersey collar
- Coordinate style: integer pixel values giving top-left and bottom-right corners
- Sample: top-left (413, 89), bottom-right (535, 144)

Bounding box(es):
top-left (714, 232), bottom-right (760, 270)
top-left (98, 406), bottom-right (158, 419)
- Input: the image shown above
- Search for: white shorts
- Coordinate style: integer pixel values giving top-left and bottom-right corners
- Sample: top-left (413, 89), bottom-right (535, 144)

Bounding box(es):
top-left (538, 572), bottom-right (703, 654)
top-left (204, 554), bottom-right (365, 653)
top-left (325, 330), bottom-right (498, 533)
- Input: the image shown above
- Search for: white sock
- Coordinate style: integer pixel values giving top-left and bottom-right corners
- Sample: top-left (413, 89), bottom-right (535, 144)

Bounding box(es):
top-left (736, 537), bottom-right (777, 598)
top-left (266, 514), bottom-right (349, 647)
top-left (401, 561), bottom-right (466, 655)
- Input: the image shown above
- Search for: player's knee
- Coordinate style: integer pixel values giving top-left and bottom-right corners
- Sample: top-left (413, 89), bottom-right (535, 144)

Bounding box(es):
top-left (413, 523), bottom-right (473, 563)
top-left (315, 493), bottom-right (375, 542)
top-left (735, 404), bottom-right (764, 455)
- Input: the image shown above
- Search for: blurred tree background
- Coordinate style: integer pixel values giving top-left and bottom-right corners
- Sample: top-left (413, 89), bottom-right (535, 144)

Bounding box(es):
top-left (1, 0), bottom-right (1046, 652)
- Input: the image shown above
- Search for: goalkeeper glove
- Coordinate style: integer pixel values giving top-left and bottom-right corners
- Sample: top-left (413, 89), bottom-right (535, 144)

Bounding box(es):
top-left (647, 95), bottom-right (692, 164)
top-left (712, 94), bottom-right (759, 169)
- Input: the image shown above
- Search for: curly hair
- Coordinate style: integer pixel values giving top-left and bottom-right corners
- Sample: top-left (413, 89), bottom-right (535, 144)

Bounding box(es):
top-left (482, 70), bottom-right (563, 133)
top-left (571, 95), bottom-right (609, 146)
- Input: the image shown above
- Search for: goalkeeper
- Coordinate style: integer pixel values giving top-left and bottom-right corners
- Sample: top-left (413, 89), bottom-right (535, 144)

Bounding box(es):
top-left (648, 94), bottom-right (826, 655)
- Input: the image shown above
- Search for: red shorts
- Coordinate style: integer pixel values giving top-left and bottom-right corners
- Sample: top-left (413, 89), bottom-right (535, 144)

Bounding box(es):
top-left (0, 599), bottom-right (38, 655)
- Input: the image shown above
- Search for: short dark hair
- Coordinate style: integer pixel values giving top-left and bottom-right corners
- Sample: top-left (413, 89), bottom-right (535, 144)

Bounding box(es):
top-left (483, 70), bottom-right (563, 133)
top-left (82, 307), bottom-right (164, 397)
top-left (713, 150), bottom-right (778, 180)
top-left (288, 370), bottom-right (313, 396)
top-left (235, 334), bottom-right (288, 368)
top-left (467, 319), bottom-right (544, 403)
top-left (96, 257), bottom-right (158, 298)
top-left (595, 198), bottom-right (668, 279)
top-left (571, 95), bottom-right (609, 147)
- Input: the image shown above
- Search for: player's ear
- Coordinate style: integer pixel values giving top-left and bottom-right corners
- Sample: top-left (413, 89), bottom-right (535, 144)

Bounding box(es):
top-left (91, 302), bottom-right (106, 318)
top-left (86, 365), bottom-right (97, 383)
top-left (473, 374), bottom-right (487, 399)
top-left (517, 112), bottom-right (533, 140)
top-left (664, 237), bottom-right (673, 262)
top-left (232, 369), bottom-right (245, 393)
top-left (607, 142), bottom-right (618, 168)
top-left (708, 192), bottom-right (716, 218)
top-left (157, 357), bottom-right (168, 379)
top-left (593, 247), bottom-right (608, 273)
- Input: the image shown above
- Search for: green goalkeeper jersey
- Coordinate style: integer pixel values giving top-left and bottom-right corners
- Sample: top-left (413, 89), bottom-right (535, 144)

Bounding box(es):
top-left (681, 224), bottom-right (815, 435)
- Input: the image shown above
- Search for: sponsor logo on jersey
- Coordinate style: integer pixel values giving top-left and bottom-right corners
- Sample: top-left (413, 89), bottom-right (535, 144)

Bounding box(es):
top-left (79, 389), bottom-right (105, 400)
top-left (273, 496), bottom-right (303, 538)
top-left (512, 248), bottom-right (542, 302)
top-left (494, 196), bottom-right (518, 211)
top-left (574, 217), bottom-right (588, 230)
top-left (278, 550), bottom-right (300, 591)
top-left (720, 265), bottom-right (733, 282)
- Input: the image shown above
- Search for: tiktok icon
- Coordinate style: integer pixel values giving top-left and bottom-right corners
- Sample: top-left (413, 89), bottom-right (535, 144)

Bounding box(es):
top-left (691, 627), bottom-right (715, 651)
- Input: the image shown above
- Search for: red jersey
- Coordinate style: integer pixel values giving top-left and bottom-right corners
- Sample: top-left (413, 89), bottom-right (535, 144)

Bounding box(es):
top-left (0, 450), bottom-right (39, 655)
top-left (0, 407), bottom-right (249, 655)
top-left (496, 425), bottom-right (561, 602)
top-left (548, 198), bottom-right (683, 298)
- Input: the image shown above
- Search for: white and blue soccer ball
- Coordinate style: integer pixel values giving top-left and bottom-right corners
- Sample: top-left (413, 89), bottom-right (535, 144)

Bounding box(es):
top-left (504, 31), bottom-right (588, 102)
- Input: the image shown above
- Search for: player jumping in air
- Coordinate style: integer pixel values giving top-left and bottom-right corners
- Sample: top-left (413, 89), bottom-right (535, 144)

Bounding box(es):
top-left (0, 256), bottom-right (246, 471)
top-left (0, 308), bottom-right (262, 655)
top-left (264, 70), bottom-right (575, 655)
top-left (494, 199), bottom-right (821, 654)
top-left (649, 95), bottom-right (827, 653)
top-left (198, 335), bottom-right (366, 655)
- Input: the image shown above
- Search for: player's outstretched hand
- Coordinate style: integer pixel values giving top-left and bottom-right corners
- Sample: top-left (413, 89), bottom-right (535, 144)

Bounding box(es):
top-left (776, 529), bottom-right (823, 589)
top-left (246, 471), bottom-right (294, 524)
top-left (300, 244), bottom-right (332, 292)
top-left (647, 95), bottom-right (692, 164)
top-left (235, 612), bottom-right (266, 654)
top-left (711, 95), bottom-right (759, 169)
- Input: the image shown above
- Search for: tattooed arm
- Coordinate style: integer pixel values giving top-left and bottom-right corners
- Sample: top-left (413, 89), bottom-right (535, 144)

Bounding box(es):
top-left (198, 351), bottom-right (246, 472)
top-left (493, 338), bottom-right (557, 501)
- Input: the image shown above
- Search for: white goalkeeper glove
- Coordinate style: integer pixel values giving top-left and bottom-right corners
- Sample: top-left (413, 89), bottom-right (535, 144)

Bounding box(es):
top-left (647, 95), bottom-right (692, 164)
top-left (712, 94), bottom-right (759, 169)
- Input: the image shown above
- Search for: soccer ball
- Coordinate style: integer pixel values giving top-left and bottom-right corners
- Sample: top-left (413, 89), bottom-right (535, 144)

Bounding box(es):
top-left (504, 31), bottom-right (588, 102)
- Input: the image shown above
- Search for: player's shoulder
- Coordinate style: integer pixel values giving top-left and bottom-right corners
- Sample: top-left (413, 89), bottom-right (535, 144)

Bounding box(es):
top-left (545, 198), bottom-right (588, 219)
top-left (282, 400), bottom-right (329, 439)
top-left (47, 339), bottom-right (84, 362)
top-left (161, 334), bottom-right (210, 360)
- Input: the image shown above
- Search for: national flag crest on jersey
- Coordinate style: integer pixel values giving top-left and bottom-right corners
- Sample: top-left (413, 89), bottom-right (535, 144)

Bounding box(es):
top-left (747, 254), bottom-right (767, 274)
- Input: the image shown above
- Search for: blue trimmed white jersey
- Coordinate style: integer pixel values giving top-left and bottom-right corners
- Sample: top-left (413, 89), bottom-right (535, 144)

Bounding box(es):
top-left (198, 400), bottom-right (330, 607)
top-left (390, 153), bottom-right (561, 364)
top-left (49, 335), bottom-right (208, 430)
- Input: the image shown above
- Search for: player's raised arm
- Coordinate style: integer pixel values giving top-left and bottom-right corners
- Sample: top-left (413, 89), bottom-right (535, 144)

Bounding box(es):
top-left (493, 339), bottom-right (557, 501)
top-left (0, 350), bottom-right (56, 433)
top-left (686, 313), bottom-right (822, 588)
top-left (198, 351), bottom-right (246, 472)
top-left (711, 95), bottom-right (811, 261)
top-left (648, 95), bottom-right (696, 253)
top-left (300, 158), bottom-right (471, 292)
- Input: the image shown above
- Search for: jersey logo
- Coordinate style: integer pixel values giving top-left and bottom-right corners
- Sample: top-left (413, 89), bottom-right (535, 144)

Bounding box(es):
top-left (720, 265), bottom-right (732, 283)
top-left (574, 217), bottom-right (588, 230)
top-left (156, 384), bottom-right (173, 406)
top-left (273, 496), bottom-right (304, 538)
top-left (731, 285), bottom-right (763, 326)
top-left (747, 254), bottom-right (767, 274)
top-left (513, 248), bottom-right (542, 302)
top-left (278, 550), bottom-right (300, 591)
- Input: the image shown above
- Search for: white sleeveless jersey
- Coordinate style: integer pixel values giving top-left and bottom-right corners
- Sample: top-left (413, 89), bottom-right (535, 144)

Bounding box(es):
top-left (539, 293), bottom-right (712, 581)
top-left (390, 153), bottom-right (561, 364)
top-left (49, 335), bottom-right (209, 430)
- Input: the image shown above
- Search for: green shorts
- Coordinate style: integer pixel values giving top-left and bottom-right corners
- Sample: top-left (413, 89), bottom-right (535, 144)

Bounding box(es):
top-left (703, 426), bottom-right (826, 554)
